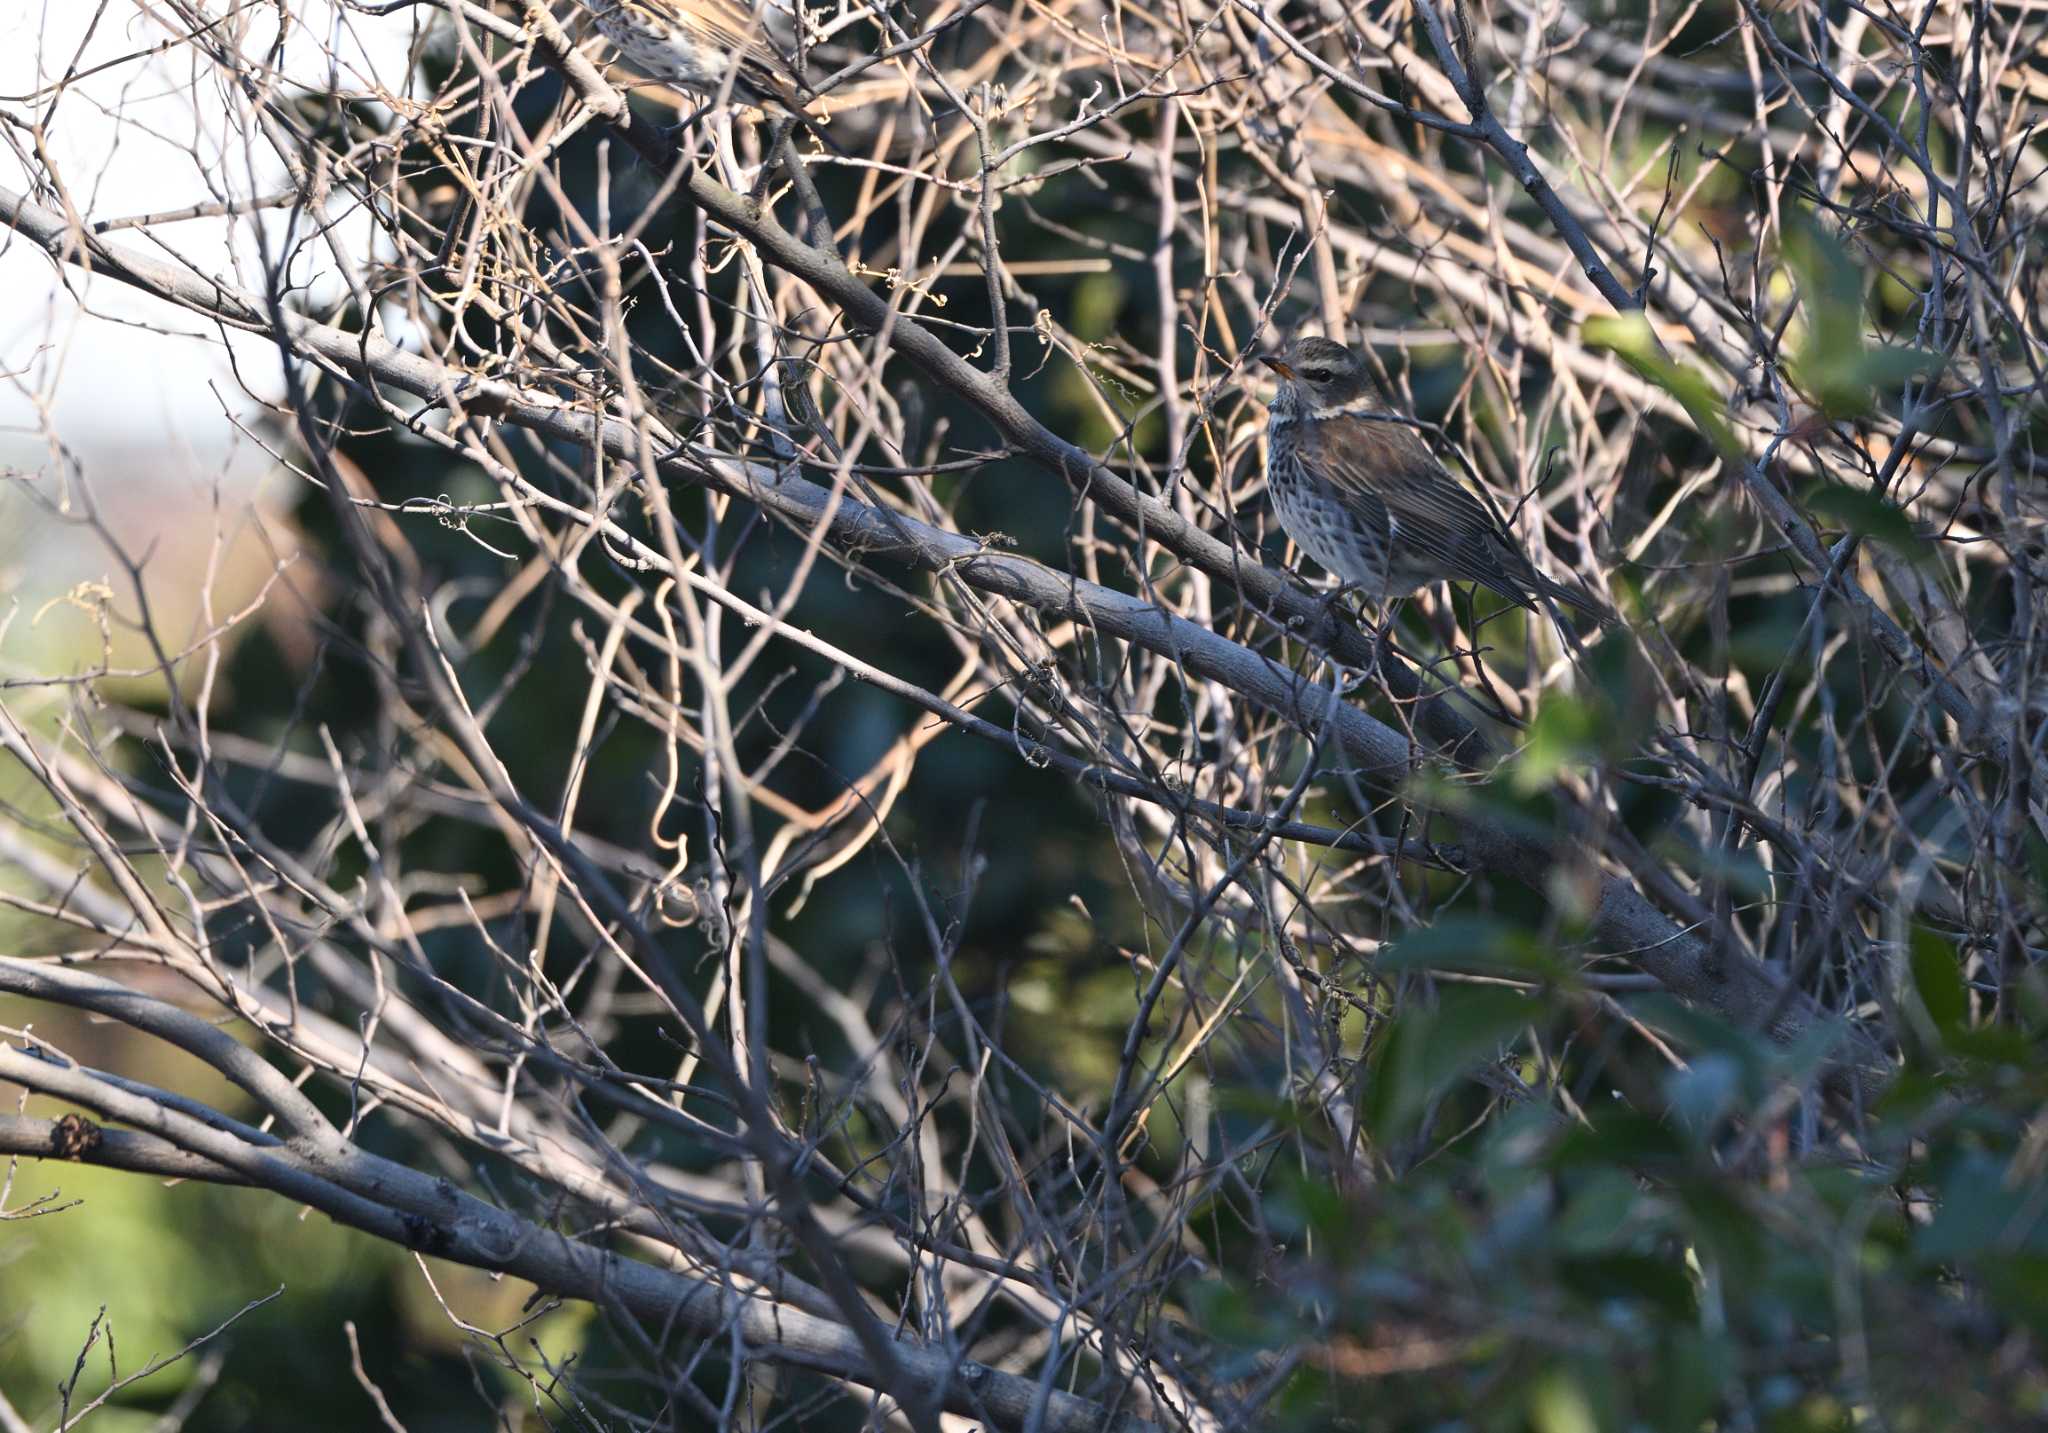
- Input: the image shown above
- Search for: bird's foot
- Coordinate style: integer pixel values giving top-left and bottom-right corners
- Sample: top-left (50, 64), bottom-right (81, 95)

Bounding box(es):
top-left (1374, 596), bottom-right (1406, 644)
top-left (1312, 581), bottom-right (1364, 635)
top-left (1360, 598), bottom-right (1412, 681)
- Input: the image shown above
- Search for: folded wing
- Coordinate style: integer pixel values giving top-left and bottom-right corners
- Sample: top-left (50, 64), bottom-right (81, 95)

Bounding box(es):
top-left (1298, 412), bottom-right (1609, 621)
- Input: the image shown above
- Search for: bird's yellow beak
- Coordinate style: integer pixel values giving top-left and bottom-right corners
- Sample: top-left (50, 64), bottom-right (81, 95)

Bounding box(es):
top-left (1258, 353), bottom-right (1295, 380)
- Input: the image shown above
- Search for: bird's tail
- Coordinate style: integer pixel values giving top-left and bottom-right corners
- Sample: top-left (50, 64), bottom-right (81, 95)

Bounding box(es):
top-left (1536, 574), bottom-right (1614, 626)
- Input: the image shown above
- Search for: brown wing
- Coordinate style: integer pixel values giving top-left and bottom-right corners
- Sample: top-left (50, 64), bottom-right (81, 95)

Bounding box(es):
top-left (1299, 412), bottom-right (1545, 609)
top-left (683, 0), bottom-right (784, 58)
top-left (691, 0), bottom-right (812, 105)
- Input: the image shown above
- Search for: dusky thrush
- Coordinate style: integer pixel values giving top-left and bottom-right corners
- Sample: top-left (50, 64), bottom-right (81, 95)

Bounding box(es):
top-left (1261, 336), bottom-right (1610, 624)
top-left (573, 0), bottom-right (813, 114)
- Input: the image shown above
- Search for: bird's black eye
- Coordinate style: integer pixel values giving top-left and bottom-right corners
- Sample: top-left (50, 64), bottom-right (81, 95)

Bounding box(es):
top-left (1300, 367), bottom-right (1331, 382)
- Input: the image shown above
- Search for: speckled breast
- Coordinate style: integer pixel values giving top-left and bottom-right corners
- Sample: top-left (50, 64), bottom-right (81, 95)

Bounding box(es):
top-left (1266, 426), bottom-right (1406, 597)
top-left (589, 2), bottom-right (723, 88)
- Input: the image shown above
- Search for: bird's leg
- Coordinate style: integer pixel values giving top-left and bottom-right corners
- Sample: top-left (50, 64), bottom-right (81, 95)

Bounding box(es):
top-left (661, 98), bottom-right (718, 149)
top-left (1379, 595), bottom-right (1406, 645)
top-left (601, 82), bottom-right (693, 163)
top-left (1356, 596), bottom-right (1404, 691)
top-left (1310, 580), bottom-right (1360, 635)
top-left (1324, 585), bottom-right (1390, 697)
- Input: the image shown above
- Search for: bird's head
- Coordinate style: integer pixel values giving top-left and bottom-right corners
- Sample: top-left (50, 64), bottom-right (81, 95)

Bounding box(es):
top-left (1259, 336), bottom-right (1373, 414)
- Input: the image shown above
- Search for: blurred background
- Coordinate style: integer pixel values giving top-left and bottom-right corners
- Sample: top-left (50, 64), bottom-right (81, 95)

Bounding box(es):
top-left (0, 6), bottom-right (564, 1423)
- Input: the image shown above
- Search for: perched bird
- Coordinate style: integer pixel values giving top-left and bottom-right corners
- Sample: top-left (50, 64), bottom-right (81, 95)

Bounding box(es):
top-left (573, 0), bottom-right (813, 114)
top-left (1260, 336), bottom-right (1609, 625)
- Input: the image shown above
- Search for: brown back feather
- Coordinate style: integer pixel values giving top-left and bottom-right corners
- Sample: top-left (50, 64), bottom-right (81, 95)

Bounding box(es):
top-left (1297, 413), bottom-right (1611, 621)
top-left (1297, 414), bottom-right (1537, 606)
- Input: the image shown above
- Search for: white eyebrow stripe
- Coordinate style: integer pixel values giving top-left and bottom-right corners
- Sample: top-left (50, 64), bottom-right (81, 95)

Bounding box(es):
top-left (1309, 403), bottom-right (1409, 422)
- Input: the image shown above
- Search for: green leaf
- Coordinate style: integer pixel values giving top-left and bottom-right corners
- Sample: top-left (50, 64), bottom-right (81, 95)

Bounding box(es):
top-left (1944, 1022), bottom-right (2036, 1066)
top-left (1560, 1252), bottom-right (1698, 1317)
top-left (1654, 1329), bottom-right (1728, 1433)
top-left (1585, 314), bottom-right (1744, 463)
top-left (1852, 343), bottom-right (1944, 389)
top-left (1798, 343), bottom-right (1941, 419)
top-left (1782, 212), bottom-right (1943, 417)
top-left (1514, 690), bottom-right (1597, 794)
top-left (1804, 482), bottom-right (1935, 566)
top-left (1626, 994), bottom-right (1777, 1074)
top-left (1420, 987), bottom-right (1538, 1088)
top-left (1377, 914), bottom-right (1570, 981)
top-left (1678, 1181), bottom-right (1769, 1277)
top-left (1916, 1150), bottom-right (2048, 1261)
top-left (1528, 1369), bottom-right (1600, 1433)
top-left (1408, 764), bottom-right (1567, 843)
top-left (1768, 1396), bottom-right (1857, 1432)
top-left (1368, 986), bottom-right (1534, 1135)
top-left (1873, 1066), bottom-right (1950, 1122)
top-left (1678, 840), bottom-right (1776, 901)
top-left (1979, 1255), bottom-right (2048, 1342)
top-left (1551, 1169), bottom-right (1650, 1253)
top-left (1909, 925), bottom-right (1968, 1039)
top-left (1267, 1168), bottom-right (1352, 1244)
top-left (1666, 1051), bottom-right (1746, 1136)
top-left (1782, 215), bottom-right (1863, 359)
top-left (1553, 1107), bottom-right (1690, 1173)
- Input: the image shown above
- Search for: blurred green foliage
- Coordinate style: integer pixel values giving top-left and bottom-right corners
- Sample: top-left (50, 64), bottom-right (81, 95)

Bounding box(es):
top-left (1190, 972), bottom-right (2048, 1430)
top-left (1780, 216), bottom-right (1942, 422)
top-left (0, 1148), bottom-right (593, 1430)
